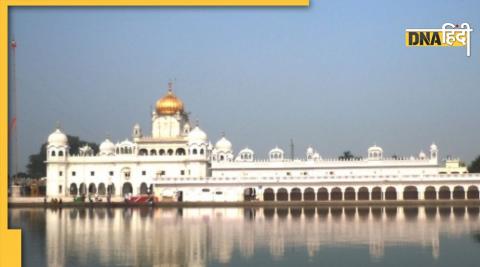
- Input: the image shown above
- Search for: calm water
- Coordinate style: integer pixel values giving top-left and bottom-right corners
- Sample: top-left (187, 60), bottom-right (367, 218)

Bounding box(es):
top-left (8, 206), bottom-right (480, 267)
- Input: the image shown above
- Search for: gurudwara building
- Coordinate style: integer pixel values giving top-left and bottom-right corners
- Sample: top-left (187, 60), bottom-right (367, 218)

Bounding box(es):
top-left (45, 84), bottom-right (480, 202)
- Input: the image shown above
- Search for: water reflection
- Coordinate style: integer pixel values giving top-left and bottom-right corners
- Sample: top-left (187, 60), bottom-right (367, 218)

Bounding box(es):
top-left (9, 206), bottom-right (480, 267)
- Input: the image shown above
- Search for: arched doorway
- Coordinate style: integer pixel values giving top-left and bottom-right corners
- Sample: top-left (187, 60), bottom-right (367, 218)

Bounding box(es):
top-left (317, 188), bottom-right (328, 201)
top-left (122, 182), bottom-right (133, 196)
top-left (304, 187), bottom-right (315, 201)
top-left (424, 186), bottom-right (436, 200)
top-left (385, 187), bottom-right (397, 200)
top-left (439, 186), bottom-right (451, 200)
top-left (140, 182), bottom-right (149, 195)
top-left (467, 186), bottom-right (479, 199)
top-left (403, 186), bottom-right (418, 200)
top-left (263, 188), bottom-right (275, 201)
top-left (244, 188), bottom-right (256, 201)
top-left (177, 191), bottom-right (183, 202)
top-left (358, 187), bottom-right (369, 200)
top-left (69, 183), bottom-right (78, 196)
top-left (88, 183), bottom-right (97, 195)
top-left (452, 186), bottom-right (465, 200)
top-left (331, 187), bottom-right (342, 201)
top-left (107, 184), bottom-right (116, 196)
top-left (344, 187), bottom-right (356, 200)
top-left (290, 188), bottom-right (302, 201)
top-left (98, 183), bottom-right (106, 196)
top-left (371, 187), bottom-right (382, 200)
top-left (176, 148), bottom-right (186, 155)
top-left (79, 183), bottom-right (87, 195)
top-left (277, 188), bottom-right (288, 201)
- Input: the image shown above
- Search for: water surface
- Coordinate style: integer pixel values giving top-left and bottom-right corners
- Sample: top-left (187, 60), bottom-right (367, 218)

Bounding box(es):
top-left (8, 206), bottom-right (480, 267)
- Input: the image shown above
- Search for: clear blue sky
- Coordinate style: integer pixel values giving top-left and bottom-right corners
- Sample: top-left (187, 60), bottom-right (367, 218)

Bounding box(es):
top-left (8, 1), bottom-right (480, 174)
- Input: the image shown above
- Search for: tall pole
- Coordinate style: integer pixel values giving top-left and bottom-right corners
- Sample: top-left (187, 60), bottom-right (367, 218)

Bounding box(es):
top-left (11, 39), bottom-right (18, 181)
top-left (290, 138), bottom-right (294, 160)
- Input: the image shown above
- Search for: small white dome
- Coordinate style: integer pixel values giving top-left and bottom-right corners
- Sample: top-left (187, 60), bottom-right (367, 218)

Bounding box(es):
top-left (430, 143), bottom-right (438, 151)
top-left (215, 136), bottom-right (232, 152)
top-left (237, 147), bottom-right (254, 161)
top-left (188, 126), bottom-right (207, 143)
top-left (48, 128), bottom-right (68, 146)
top-left (99, 138), bottom-right (115, 155)
top-left (313, 152), bottom-right (321, 160)
top-left (307, 146), bottom-right (314, 154)
top-left (419, 151), bottom-right (426, 159)
top-left (269, 146), bottom-right (284, 161)
top-left (270, 146), bottom-right (284, 154)
top-left (239, 147), bottom-right (254, 154)
top-left (119, 139), bottom-right (134, 146)
top-left (368, 145), bottom-right (383, 152)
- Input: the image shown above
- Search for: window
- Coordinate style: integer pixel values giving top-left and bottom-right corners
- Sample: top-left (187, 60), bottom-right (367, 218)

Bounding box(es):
top-left (159, 149), bottom-right (165, 155)
top-left (91, 171), bottom-right (95, 176)
top-left (72, 171), bottom-right (76, 176)
top-left (192, 149), bottom-right (197, 155)
top-left (58, 151), bottom-right (64, 156)
top-left (167, 149), bottom-right (173, 155)
top-left (202, 188), bottom-right (210, 192)
top-left (109, 171), bottom-right (114, 176)
top-left (51, 151), bottom-right (56, 157)
top-left (58, 185), bottom-right (62, 194)
top-left (216, 191), bottom-right (223, 195)
top-left (180, 170), bottom-right (185, 176)
top-left (286, 172), bottom-right (291, 176)
top-left (59, 171), bottom-right (63, 176)
top-left (142, 170), bottom-right (146, 176)
top-left (160, 170), bottom-right (165, 175)
top-left (200, 149), bottom-right (204, 155)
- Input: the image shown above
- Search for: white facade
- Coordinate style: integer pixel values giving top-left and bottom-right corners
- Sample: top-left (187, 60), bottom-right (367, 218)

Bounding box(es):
top-left (45, 85), bottom-right (479, 201)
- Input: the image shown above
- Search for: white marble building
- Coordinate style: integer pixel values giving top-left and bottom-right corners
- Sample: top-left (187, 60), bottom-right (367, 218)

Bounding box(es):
top-left (45, 84), bottom-right (480, 201)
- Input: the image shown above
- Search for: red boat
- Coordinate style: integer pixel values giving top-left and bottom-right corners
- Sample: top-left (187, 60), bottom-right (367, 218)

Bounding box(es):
top-left (125, 195), bottom-right (158, 204)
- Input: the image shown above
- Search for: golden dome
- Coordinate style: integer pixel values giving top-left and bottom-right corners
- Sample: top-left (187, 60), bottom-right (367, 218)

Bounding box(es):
top-left (155, 85), bottom-right (184, 115)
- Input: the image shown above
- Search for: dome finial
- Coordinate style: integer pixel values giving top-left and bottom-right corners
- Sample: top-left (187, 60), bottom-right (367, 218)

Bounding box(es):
top-left (168, 80), bottom-right (173, 93)
top-left (55, 120), bottom-right (61, 130)
top-left (195, 119), bottom-right (199, 127)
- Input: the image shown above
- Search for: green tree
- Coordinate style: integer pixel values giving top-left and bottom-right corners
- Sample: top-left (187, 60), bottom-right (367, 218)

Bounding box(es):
top-left (26, 135), bottom-right (99, 179)
top-left (339, 151), bottom-right (354, 160)
top-left (468, 155), bottom-right (480, 173)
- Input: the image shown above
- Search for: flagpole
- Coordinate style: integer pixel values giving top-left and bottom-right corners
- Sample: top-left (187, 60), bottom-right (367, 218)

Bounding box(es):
top-left (11, 39), bottom-right (18, 182)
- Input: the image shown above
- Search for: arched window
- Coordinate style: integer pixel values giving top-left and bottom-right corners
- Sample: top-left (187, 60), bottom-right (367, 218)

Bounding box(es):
top-left (51, 150), bottom-right (56, 157)
top-left (58, 150), bottom-right (64, 156)
top-left (159, 149), bottom-right (165, 155)
top-left (200, 149), bottom-right (204, 155)
top-left (167, 149), bottom-right (173, 155)
top-left (150, 149), bottom-right (157, 156)
top-left (176, 148), bottom-right (186, 155)
top-left (193, 149), bottom-right (198, 155)
top-left (220, 155), bottom-right (225, 161)
top-left (139, 149), bottom-right (148, 156)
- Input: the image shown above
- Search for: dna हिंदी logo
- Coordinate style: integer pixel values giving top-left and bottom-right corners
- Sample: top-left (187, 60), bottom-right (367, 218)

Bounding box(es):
top-left (405, 23), bottom-right (473, 57)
